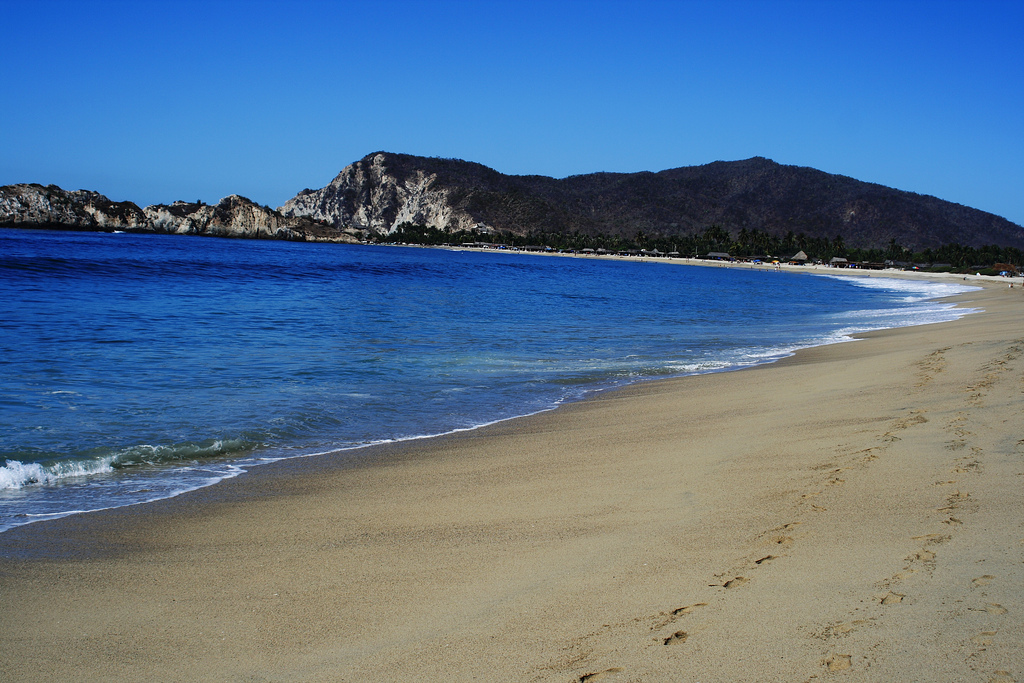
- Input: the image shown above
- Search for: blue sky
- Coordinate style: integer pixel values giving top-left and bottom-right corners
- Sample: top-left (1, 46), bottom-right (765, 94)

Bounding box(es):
top-left (2, 0), bottom-right (1022, 225)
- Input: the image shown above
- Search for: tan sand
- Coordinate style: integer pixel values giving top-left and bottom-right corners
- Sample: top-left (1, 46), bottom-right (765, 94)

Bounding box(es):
top-left (1, 279), bottom-right (1022, 682)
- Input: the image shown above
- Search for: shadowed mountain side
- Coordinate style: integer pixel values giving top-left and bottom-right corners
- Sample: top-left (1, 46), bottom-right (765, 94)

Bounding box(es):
top-left (280, 153), bottom-right (1024, 250)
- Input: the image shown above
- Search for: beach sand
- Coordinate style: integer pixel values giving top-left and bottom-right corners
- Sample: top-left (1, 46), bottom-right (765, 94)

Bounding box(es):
top-left (1, 278), bottom-right (1022, 682)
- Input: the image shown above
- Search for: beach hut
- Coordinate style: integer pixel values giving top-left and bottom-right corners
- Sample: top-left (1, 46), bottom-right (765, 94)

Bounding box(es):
top-left (706, 252), bottom-right (732, 261)
top-left (789, 250), bottom-right (808, 264)
top-left (829, 257), bottom-right (849, 268)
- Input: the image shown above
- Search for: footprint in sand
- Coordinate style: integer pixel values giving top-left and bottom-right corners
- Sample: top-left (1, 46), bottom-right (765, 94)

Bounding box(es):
top-left (881, 592), bottom-right (904, 605)
top-left (971, 631), bottom-right (998, 646)
top-left (662, 630), bottom-right (688, 645)
top-left (973, 575), bottom-right (996, 587)
top-left (578, 668), bottom-right (624, 682)
top-left (654, 602), bottom-right (707, 630)
top-left (670, 603), bottom-right (707, 616)
top-left (939, 491), bottom-right (971, 511)
top-left (985, 603), bottom-right (1008, 615)
top-left (912, 533), bottom-right (951, 546)
top-left (723, 576), bottom-right (749, 589)
top-left (989, 670), bottom-right (1016, 683)
top-left (755, 555), bottom-right (777, 565)
top-left (823, 653), bottom-right (852, 671)
top-left (954, 458), bottom-right (982, 474)
top-left (820, 620), bottom-right (870, 639)
top-left (907, 549), bottom-right (936, 562)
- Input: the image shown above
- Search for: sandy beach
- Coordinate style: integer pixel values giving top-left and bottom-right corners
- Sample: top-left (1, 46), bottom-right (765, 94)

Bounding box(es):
top-left (1, 275), bottom-right (1022, 682)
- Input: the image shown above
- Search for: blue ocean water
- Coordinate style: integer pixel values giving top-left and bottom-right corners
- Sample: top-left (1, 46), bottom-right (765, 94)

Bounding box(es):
top-left (0, 228), bottom-right (979, 533)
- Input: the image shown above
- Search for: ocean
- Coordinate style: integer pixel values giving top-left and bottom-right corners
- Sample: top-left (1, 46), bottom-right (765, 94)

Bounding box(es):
top-left (0, 228), bottom-right (979, 533)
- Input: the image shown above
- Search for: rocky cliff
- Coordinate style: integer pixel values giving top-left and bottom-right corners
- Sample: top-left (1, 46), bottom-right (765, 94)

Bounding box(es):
top-left (0, 184), bottom-right (359, 242)
top-left (280, 153), bottom-right (486, 236)
top-left (280, 152), bottom-right (1024, 250)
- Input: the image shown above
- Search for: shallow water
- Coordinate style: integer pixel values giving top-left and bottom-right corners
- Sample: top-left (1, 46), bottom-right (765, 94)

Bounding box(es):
top-left (0, 229), bottom-right (978, 532)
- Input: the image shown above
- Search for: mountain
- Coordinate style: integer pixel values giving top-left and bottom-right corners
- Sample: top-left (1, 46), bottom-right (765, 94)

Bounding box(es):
top-left (5, 155), bottom-right (1022, 250)
top-left (0, 184), bottom-right (359, 242)
top-left (280, 152), bottom-right (1024, 250)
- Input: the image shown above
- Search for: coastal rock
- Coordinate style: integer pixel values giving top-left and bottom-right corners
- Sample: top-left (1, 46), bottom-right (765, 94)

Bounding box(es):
top-left (144, 196), bottom-right (305, 241)
top-left (1, 183), bottom-right (148, 230)
top-left (1, 184), bottom-right (359, 243)
top-left (280, 152), bottom-right (484, 237)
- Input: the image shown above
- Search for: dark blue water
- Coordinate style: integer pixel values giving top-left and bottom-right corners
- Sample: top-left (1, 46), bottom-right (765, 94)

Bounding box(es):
top-left (0, 228), bottom-right (978, 532)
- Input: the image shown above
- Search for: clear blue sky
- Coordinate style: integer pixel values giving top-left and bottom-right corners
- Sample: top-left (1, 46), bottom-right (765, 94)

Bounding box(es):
top-left (2, 0), bottom-right (1022, 226)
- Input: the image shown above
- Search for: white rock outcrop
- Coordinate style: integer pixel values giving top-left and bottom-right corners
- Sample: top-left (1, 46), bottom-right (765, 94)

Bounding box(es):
top-left (1, 184), bottom-right (357, 242)
top-left (142, 196), bottom-right (306, 240)
top-left (1, 184), bottom-right (148, 229)
top-left (280, 153), bottom-right (481, 236)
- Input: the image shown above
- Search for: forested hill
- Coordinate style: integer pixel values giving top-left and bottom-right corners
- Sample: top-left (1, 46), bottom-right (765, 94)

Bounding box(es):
top-left (281, 153), bottom-right (1024, 251)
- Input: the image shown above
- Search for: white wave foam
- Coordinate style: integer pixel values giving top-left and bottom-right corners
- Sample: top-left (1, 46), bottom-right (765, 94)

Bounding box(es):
top-left (823, 275), bottom-right (981, 302)
top-left (0, 456), bottom-right (116, 489)
top-left (664, 359), bottom-right (735, 374)
top-left (0, 439), bottom-right (252, 491)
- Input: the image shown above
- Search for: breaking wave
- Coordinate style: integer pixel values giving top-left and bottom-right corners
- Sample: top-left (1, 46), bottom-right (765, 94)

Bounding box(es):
top-left (0, 439), bottom-right (256, 490)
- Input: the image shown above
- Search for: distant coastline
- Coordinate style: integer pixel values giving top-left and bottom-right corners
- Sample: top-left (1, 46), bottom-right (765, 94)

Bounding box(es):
top-left (420, 241), bottom-right (1024, 286)
top-left (5, 152), bottom-right (1024, 263)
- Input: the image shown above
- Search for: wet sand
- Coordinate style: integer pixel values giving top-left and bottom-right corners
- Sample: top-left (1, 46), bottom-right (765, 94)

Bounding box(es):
top-left (1, 279), bottom-right (1022, 682)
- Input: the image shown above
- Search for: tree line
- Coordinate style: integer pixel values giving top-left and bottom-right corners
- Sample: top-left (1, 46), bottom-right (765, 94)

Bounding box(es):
top-left (379, 222), bottom-right (1022, 273)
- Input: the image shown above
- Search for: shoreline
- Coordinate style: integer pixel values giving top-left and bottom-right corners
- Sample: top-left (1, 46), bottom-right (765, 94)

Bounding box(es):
top-left (1, 281), bottom-right (1022, 681)
top-left (0, 269), bottom-right (982, 537)
top-left (437, 242), bottom-right (1024, 286)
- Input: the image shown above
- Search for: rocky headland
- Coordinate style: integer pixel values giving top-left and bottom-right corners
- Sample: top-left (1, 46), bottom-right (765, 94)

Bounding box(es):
top-left (0, 184), bottom-right (359, 243)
